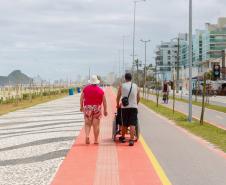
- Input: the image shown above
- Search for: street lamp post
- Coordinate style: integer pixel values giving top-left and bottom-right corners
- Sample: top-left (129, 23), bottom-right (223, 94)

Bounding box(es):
top-left (132, 0), bottom-right (146, 79)
top-left (188, 0), bottom-right (193, 122)
top-left (89, 67), bottom-right (91, 81)
top-left (176, 37), bottom-right (180, 93)
top-left (118, 50), bottom-right (121, 79)
top-left (123, 36), bottom-right (125, 75)
top-left (222, 50), bottom-right (225, 80)
top-left (140, 39), bottom-right (150, 98)
top-left (122, 35), bottom-right (129, 75)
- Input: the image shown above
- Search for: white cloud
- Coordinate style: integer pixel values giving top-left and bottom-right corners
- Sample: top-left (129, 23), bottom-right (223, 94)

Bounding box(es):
top-left (0, 0), bottom-right (225, 79)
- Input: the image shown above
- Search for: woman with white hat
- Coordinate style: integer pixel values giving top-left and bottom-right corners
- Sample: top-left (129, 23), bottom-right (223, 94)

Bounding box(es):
top-left (80, 75), bottom-right (108, 144)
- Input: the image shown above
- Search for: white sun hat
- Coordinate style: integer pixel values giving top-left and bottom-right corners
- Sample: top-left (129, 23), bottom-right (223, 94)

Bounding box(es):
top-left (88, 75), bottom-right (100, 85)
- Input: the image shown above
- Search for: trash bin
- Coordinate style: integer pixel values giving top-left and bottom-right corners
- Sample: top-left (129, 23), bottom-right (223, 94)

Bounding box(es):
top-left (69, 88), bottom-right (74, 96)
top-left (77, 87), bottom-right (81, 93)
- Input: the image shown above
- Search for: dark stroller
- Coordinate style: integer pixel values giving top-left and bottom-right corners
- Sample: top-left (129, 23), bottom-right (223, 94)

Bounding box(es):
top-left (112, 108), bottom-right (140, 142)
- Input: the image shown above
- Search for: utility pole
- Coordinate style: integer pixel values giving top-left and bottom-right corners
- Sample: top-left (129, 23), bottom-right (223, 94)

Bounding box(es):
top-left (118, 50), bottom-right (121, 79)
top-left (177, 37), bottom-right (180, 93)
top-left (173, 58), bottom-right (176, 115)
top-left (132, 1), bottom-right (137, 77)
top-left (222, 50), bottom-right (225, 80)
top-left (123, 36), bottom-right (125, 75)
top-left (135, 59), bottom-right (140, 86)
top-left (140, 39), bottom-right (150, 97)
top-left (188, 0), bottom-right (193, 122)
top-left (132, 0), bottom-right (146, 78)
top-left (89, 67), bottom-right (91, 80)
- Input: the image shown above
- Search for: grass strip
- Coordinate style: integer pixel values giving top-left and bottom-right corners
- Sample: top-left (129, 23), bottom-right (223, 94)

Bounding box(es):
top-left (141, 98), bottom-right (226, 153)
top-left (0, 93), bottom-right (68, 116)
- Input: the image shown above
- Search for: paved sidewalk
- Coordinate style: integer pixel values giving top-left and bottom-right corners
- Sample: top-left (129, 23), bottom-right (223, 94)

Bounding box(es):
top-left (0, 95), bottom-right (84, 185)
top-left (147, 94), bottom-right (226, 130)
top-left (139, 104), bottom-right (226, 185)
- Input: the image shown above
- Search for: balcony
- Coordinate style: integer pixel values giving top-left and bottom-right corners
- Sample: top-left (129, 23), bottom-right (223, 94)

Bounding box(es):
top-left (209, 53), bottom-right (222, 58)
top-left (210, 31), bottom-right (226, 36)
top-left (157, 62), bottom-right (163, 66)
top-left (209, 46), bottom-right (226, 51)
top-left (155, 56), bottom-right (161, 60)
top-left (210, 38), bottom-right (226, 43)
top-left (155, 50), bottom-right (160, 55)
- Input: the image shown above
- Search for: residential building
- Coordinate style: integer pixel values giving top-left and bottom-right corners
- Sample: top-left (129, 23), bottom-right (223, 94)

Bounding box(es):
top-left (155, 33), bottom-right (194, 90)
top-left (196, 18), bottom-right (226, 75)
top-left (155, 41), bottom-right (178, 81)
top-left (155, 17), bottom-right (226, 91)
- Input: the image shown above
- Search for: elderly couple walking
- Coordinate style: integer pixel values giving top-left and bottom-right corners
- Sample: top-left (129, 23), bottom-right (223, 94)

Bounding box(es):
top-left (80, 73), bottom-right (140, 146)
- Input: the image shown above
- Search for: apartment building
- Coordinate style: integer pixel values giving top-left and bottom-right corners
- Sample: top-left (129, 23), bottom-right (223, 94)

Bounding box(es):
top-left (155, 41), bottom-right (178, 81)
top-left (196, 18), bottom-right (226, 74)
top-left (155, 17), bottom-right (226, 90)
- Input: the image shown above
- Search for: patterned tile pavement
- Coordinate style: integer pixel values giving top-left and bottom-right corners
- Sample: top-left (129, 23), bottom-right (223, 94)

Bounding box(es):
top-left (0, 95), bottom-right (83, 185)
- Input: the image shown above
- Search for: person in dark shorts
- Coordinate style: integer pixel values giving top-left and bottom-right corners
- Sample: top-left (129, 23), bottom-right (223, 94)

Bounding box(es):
top-left (162, 80), bottom-right (169, 104)
top-left (116, 73), bottom-right (140, 146)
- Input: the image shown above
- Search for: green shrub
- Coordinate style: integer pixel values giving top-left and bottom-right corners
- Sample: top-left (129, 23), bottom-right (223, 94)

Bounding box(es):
top-left (42, 92), bottom-right (48, 96)
top-left (61, 89), bottom-right (68, 94)
top-left (0, 97), bottom-right (3, 104)
top-left (23, 93), bottom-right (29, 100)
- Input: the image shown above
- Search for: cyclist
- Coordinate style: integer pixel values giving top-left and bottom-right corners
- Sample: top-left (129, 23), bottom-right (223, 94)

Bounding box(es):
top-left (162, 80), bottom-right (169, 104)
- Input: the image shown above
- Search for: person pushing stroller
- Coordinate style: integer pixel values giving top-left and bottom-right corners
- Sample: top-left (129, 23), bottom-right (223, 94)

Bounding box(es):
top-left (116, 73), bottom-right (140, 146)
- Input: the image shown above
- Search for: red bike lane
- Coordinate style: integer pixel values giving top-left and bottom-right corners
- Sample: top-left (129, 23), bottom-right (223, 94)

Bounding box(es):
top-left (51, 87), bottom-right (163, 185)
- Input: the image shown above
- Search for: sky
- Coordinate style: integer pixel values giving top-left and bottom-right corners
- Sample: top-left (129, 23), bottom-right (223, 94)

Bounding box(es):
top-left (0, 0), bottom-right (226, 81)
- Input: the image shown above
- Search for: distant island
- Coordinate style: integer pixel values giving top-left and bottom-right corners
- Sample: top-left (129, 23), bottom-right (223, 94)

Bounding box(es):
top-left (0, 70), bottom-right (32, 86)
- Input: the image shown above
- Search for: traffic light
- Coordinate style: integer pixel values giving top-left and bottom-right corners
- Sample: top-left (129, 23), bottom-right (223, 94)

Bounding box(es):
top-left (213, 64), bottom-right (221, 79)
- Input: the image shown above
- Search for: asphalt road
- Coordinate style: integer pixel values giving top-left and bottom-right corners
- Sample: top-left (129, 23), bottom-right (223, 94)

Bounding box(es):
top-left (148, 94), bottom-right (226, 130)
top-left (139, 104), bottom-right (226, 185)
top-left (0, 95), bottom-right (83, 185)
top-left (175, 93), bottom-right (226, 107)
